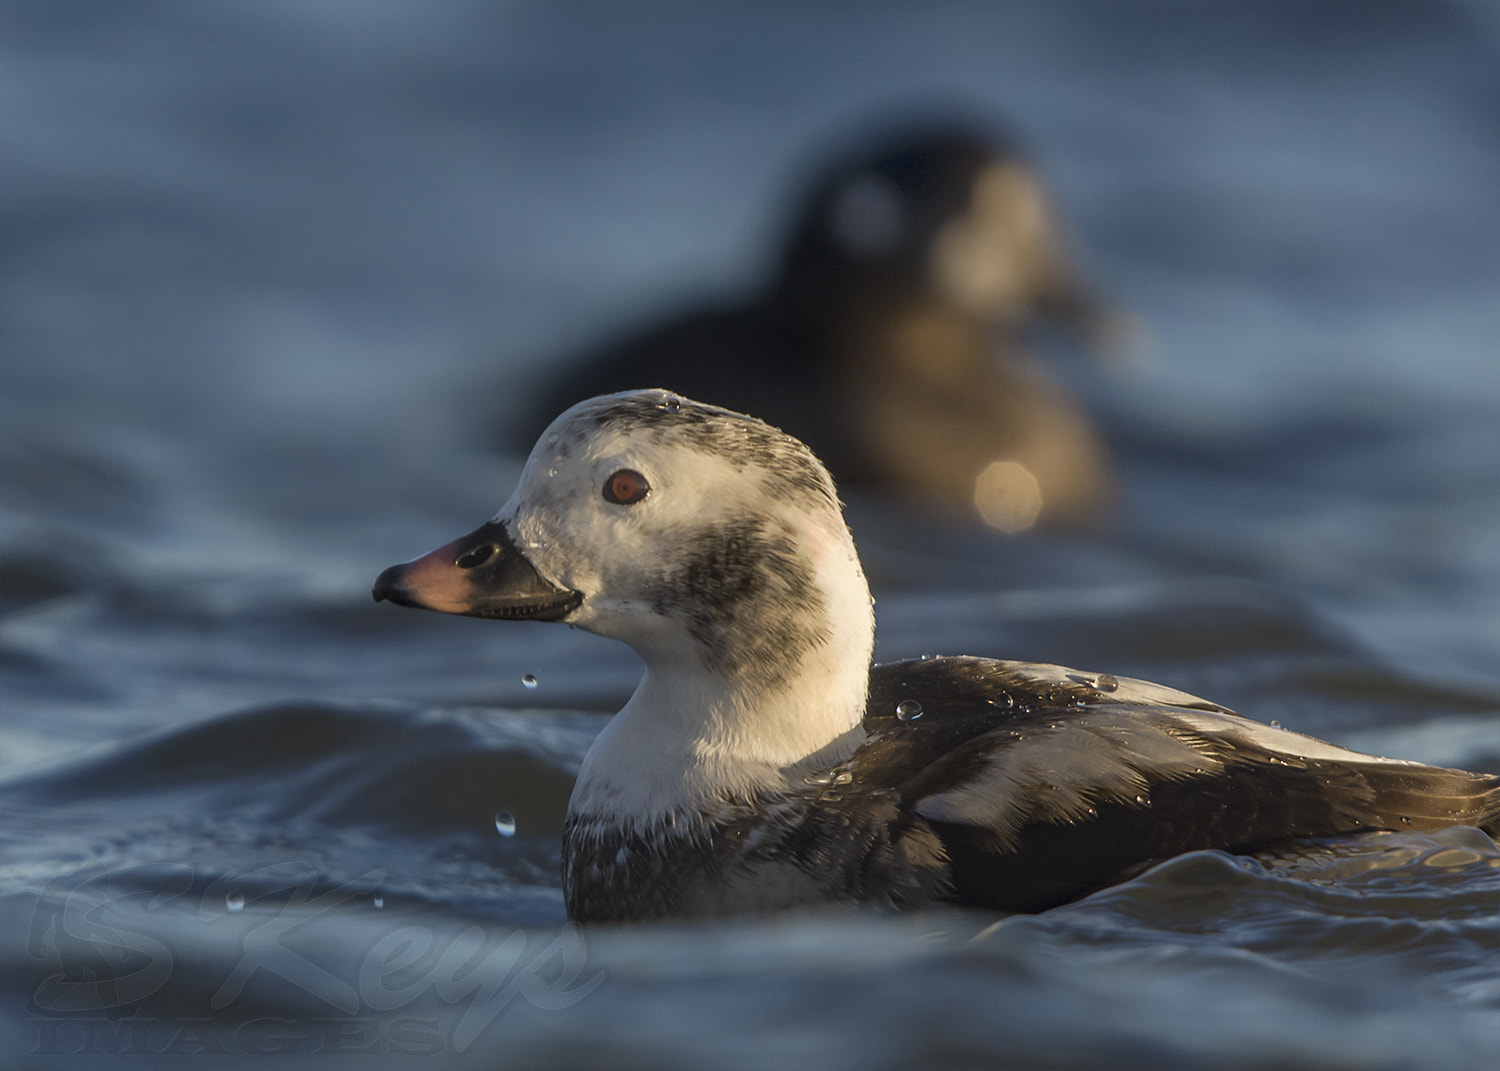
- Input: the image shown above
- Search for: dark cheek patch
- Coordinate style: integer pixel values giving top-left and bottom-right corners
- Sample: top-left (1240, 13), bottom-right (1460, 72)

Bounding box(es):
top-left (647, 515), bottom-right (828, 690)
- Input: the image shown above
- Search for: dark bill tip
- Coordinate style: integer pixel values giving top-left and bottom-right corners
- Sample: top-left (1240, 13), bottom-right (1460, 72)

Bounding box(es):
top-left (372, 521), bottom-right (582, 622)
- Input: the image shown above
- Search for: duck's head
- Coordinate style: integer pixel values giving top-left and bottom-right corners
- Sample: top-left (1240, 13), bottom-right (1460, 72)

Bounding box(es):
top-left (374, 390), bottom-right (876, 696)
top-left (777, 125), bottom-right (1106, 334)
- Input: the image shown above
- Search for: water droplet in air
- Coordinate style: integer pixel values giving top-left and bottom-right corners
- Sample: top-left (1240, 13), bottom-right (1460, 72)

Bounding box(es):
top-left (373, 896), bottom-right (385, 909)
top-left (993, 692), bottom-right (1015, 709)
top-left (522, 673), bottom-right (538, 690)
top-left (1095, 673), bottom-right (1119, 693)
top-left (896, 700), bottom-right (923, 721)
top-left (494, 812), bottom-right (517, 837)
top-left (225, 892), bottom-right (245, 913)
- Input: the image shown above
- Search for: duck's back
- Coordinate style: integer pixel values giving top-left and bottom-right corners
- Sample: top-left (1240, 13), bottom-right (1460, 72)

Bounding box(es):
top-left (858, 657), bottom-right (1500, 912)
top-left (564, 656), bottom-right (1498, 921)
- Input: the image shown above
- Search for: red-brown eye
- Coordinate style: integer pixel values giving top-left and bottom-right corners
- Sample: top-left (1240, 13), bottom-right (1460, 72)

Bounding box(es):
top-left (602, 468), bottom-right (650, 505)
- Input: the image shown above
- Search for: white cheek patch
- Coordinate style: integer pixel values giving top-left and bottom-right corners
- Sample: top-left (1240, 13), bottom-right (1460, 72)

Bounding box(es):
top-left (928, 161), bottom-right (1061, 317)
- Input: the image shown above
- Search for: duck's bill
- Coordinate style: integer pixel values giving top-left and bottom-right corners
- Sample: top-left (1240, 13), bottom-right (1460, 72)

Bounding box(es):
top-left (372, 521), bottom-right (582, 622)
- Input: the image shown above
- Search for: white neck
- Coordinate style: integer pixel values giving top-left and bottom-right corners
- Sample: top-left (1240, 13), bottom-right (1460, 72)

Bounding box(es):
top-left (568, 522), bottom-right (875, 828)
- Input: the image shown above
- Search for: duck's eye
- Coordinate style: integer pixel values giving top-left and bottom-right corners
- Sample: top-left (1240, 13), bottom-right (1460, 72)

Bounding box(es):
top-left (456, 544), bottom-right (496, 569)
top-left (602, 468), bottom-right (650, 506)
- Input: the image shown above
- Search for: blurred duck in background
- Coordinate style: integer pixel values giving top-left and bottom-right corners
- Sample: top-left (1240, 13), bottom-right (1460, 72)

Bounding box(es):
top-left (513, 123), bottom-right (1134, 532)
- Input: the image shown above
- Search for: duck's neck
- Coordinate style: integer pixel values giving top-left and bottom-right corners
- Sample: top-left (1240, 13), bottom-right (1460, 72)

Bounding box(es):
top-left (569, 522), bottom-right (875, 829)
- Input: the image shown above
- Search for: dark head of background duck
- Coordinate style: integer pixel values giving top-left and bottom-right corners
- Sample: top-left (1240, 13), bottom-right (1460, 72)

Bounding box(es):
top-left (770, 125), bottom-right (1108, 338)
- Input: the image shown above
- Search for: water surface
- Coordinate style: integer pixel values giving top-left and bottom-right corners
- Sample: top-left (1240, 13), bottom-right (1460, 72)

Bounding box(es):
top-left (2, 3), bottom-right (1498, 1067)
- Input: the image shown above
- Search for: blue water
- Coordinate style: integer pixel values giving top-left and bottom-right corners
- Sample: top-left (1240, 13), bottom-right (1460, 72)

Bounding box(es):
top-left (2, 2), bottom-right (1498, 1067)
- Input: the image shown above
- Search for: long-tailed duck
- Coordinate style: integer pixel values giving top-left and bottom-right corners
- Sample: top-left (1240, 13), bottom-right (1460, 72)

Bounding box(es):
top-left (509, 124), bottom-right (1129, 531)
top-left (382, 390), bottom-right (1499, 921)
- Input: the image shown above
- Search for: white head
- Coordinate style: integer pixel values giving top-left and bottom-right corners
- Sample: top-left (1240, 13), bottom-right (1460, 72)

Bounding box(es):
top-left (375, 390), bottom-right (877, 820)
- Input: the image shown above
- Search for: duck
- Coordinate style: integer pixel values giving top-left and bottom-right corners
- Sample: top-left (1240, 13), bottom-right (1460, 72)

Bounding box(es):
top-left (380, 390), bottom-right (1500, 921)
top-left (511, 124), bottom-right (1128, 532)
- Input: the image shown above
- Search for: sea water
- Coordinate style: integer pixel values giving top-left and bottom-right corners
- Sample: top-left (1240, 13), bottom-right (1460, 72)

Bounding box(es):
top-left (2, 3), bottom-right (1498, 1068)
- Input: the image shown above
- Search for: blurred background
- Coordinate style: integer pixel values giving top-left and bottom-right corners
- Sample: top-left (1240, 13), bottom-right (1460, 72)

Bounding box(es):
top-left (2, 2), bottom-right (1499, 1068)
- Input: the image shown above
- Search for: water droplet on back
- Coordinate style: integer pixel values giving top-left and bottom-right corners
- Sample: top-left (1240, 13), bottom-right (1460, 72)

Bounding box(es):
top-left (522, 673), bottom-right (538, 690)
top-left (494, 812), bottom-right (517, 837)
top-left (896, 700), bottom-right (923, 721)
top-left (993, 692), bottom-right (1014, 709)
top-left (1095, 673), bottom-right (1119, 693)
